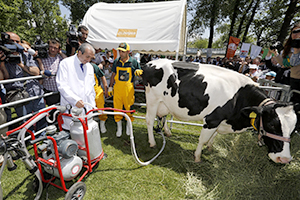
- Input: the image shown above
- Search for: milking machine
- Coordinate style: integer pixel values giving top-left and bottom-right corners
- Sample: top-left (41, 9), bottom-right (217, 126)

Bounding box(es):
top-left (0, 104), bottom-right (166, 200)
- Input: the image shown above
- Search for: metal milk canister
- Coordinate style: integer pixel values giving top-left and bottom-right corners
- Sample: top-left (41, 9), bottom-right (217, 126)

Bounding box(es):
top-left (69, 108), bottom-right (103, 161)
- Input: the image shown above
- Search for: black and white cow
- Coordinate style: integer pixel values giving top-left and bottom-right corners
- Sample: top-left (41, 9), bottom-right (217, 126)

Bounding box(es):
top-left (141, 59), bottom-right (299, 164)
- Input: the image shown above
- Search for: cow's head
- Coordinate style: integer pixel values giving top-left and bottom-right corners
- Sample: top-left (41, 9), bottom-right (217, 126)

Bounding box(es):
top-left (242, 102), bottom-right (299, 164)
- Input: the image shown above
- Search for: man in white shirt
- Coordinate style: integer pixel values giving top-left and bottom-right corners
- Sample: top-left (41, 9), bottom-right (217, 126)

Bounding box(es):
top-left (56, 43), bottom-right (96, 130)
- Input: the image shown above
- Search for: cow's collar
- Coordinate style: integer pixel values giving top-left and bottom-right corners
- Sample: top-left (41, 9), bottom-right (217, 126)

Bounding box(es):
top-left (258, 117), bottom-right (291, 143)
top-left (258, 98), bottom-right (275, 107)
top-left (257, 98), bottom-right (291, 143)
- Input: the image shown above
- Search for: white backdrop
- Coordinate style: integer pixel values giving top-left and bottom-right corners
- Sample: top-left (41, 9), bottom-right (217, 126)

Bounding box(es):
top-left (82, 0), bottom-right (186, 54)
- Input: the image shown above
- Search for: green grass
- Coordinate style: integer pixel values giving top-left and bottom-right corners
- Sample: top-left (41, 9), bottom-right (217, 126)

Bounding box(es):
top-left (2, 106), bottom-right (300, 200)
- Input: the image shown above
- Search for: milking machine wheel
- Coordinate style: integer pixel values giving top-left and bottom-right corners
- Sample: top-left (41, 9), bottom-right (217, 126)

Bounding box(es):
top-left (65, 182), bottom-right (86, 200)
top-left (32, 177), bottom-right (39, 193)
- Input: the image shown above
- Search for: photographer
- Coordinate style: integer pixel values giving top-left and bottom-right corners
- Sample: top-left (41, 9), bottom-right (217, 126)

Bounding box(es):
top-left (0, 32), bottom-right (46, 131)
top-left (288, 21), bottom-right (300, 104)
top-left (66, 25), bottom-right (89, 57)
top-left (38, 38), bottom-right (66, 106)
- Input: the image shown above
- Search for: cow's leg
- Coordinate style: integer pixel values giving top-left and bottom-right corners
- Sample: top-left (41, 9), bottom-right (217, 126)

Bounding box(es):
top-left (206, 132), bottom-right (218, 151)
top-left (194, 128), bottom-right (217, 163)
top-left (146, 102), bottom-right (160, 148)
top-left (163, 118), bottom-right (172, 137)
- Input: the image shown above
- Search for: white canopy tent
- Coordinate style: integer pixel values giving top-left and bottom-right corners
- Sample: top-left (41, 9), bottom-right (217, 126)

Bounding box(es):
top-left (82, 0), bottom-right (187, 59)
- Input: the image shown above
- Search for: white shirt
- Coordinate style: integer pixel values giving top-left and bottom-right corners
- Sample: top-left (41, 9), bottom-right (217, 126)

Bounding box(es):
top-left (56, 54), bottom-right (96, 130)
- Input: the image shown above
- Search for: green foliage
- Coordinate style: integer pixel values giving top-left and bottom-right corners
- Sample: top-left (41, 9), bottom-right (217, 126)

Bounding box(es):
top-left (188, 0), bottom-right (224, 37)
top-left (0, 0), bottom-right (68, 46)
top-left (188, 0), bottom-right (300, 47)
top-left (188, 38), bottom-right (208, 48)
top-left (61, 0), bottom-right (172, 24)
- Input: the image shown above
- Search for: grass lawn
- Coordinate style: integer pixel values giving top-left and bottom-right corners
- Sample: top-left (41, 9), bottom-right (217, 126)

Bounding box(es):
top-left (2, 105), bottom-right (300, 200)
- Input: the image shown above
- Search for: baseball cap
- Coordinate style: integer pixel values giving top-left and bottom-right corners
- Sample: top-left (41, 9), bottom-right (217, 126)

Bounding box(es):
top-left (117, 42), bottom-right (130, 52)
top-left (266, 71), bottom-right (276, 77)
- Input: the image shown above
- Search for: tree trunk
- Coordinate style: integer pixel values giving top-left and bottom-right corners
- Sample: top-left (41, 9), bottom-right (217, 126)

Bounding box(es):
top-left (236, 0), bottom-right (254, 38)
top-left (225, 0), bottom-right (240, 56)
top-left (208, 1), bottom-right (218, 48)
top-left (208, 15), bottom-right (215, 48)
top-left (228, 0), bottom-right (240, 39)
top-left (277, 0), bottom-right (299, 43)
top-left (242, 0), bottom-right (260, 43)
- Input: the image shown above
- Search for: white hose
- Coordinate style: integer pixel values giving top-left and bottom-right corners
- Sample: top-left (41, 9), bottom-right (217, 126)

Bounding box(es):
top-left (34, 170), bottom-right (43, 200)
top-left (46, 110), bottom-right (60, 124)
top-left (89, 109), bottom-right (166, 166)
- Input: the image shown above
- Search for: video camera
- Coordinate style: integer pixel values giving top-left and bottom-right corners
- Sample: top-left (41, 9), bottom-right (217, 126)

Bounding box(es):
top-left (32, 35), bottom-right (48, 59)
top-left (0, 32), bottom-right (24, 64)
top-left (66, 24), bottom-right (82, 48)
top-left (270, 41), bottom-right (283, 52)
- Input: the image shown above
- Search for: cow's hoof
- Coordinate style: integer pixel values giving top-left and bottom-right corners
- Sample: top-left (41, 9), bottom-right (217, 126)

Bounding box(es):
top-left (166, 134), bottom-right (172, 138)
top-left (194, 157), bottom-right (202, 163)
top-left (150, 145), bottom-right (157, 149)
top-left (194, 159), bottom-right (202, 163)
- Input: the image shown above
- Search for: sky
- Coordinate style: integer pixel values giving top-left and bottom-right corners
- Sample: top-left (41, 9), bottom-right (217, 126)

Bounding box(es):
top-left (59, 2), bottom-right (71, 20)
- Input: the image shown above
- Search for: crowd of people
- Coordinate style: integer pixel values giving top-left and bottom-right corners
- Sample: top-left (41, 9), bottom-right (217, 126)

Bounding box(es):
top-left (0, 25), bottom-right (142, 140)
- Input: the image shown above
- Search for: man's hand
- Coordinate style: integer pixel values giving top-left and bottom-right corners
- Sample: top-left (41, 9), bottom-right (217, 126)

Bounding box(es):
top-left (75, 100), bottom-right (84, 108)
top-left (108, 87), bottom-right (113, 97)
top-left (134, 69), bottom-right (143, 76)
top-left (104, 87), bottom-right (108, 98)
top-left (0, 51), bottom-right (6, 61)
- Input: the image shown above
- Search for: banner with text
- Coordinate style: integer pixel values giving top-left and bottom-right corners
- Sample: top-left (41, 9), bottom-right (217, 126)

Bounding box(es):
top-left (226, 36), bottom-right (240, 58)
top-left (250, 44), bottom-right (262, 59)
top-left (240, 43), bottom-right (251, 58)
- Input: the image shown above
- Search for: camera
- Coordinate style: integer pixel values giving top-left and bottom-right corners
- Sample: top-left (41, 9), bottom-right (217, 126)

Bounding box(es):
top-left (66, 24), bottom-right (82, 48)
top-left (270, 41), bottom-right (283, 52)
top-left (32, 35), bottom-right (48, 58)
top-left (0, 32), bottom-right (24, 64)
top-left (291, 39), bottom-right (300, 48)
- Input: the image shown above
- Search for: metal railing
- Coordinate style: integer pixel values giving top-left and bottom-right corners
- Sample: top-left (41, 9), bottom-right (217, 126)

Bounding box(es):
top-left (0, 75), bottom-right (57, 131)
top-left (258, 79), bottom-right (292, 103)
top-left (1, 75), bottom-right (299, 134)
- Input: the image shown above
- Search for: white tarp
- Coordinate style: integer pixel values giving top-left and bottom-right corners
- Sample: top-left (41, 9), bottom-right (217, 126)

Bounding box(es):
top-left (82, 0), bottom-right (187, 53)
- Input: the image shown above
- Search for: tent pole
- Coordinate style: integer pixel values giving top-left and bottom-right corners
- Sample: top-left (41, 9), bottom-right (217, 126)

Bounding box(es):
top-left (176, 52), bottom-right (179, 61)
top-left (183, 25), bottom-right (188, 62)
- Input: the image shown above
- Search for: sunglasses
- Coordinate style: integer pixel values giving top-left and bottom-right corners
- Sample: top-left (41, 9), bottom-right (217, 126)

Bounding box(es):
top-left (292, 29), bottom-right (300, 34)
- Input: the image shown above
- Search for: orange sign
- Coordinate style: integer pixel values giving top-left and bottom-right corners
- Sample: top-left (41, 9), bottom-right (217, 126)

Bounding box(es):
top-left (116, 29), bottom-right (137, 38)
top-left (226, 36), bottom-right (240, 58)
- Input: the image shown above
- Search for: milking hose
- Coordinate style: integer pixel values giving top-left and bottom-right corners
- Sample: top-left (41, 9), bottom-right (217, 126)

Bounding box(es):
top-left (83, 103), bottom-right (166, 166)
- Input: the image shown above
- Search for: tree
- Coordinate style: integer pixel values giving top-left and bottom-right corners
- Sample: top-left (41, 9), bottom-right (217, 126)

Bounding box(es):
top-left (0, 0), bottom-right (26, 33)
top-left (241, 0), bottom-right (260, 42)
top-left (235, 0), bottom-right (254, 38)
top-left (0, 0), bottom-right (68, 46)
top-left (61, 0), bottom-right (166, 24)
top-left (277, 0), bottom-right (300, 43)
top-left (188, 37), bottom-right (208, 49)
top-left (188, 0), bottom-right (224, 48)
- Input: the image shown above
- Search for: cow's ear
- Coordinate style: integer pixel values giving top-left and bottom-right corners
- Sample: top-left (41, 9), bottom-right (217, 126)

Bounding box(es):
top-left (241, 106), bottom-right (262, 118)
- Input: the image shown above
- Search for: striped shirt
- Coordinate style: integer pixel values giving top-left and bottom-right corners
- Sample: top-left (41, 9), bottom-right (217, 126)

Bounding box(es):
top-left (41, 54), bottom-right (63, 91)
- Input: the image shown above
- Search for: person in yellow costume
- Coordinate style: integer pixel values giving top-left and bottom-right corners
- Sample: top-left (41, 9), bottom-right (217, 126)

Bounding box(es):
top-left (108, 42), bottom-right (143, 137)
top-left (91, 62), bottom-right (108, 133)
